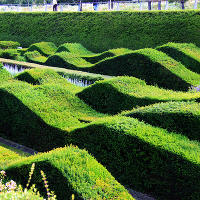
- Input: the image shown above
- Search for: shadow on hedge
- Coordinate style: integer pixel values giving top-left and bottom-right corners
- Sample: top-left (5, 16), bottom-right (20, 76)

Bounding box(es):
top-left (69, 123), bottom-right (200, 200)
top-left (157, 46), bottom-right (200, 74)
top-left (0, 89), bottom-right (66, 152)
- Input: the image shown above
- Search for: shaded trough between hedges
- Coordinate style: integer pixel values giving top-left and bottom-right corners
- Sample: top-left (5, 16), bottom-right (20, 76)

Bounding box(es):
top-left (3, 63), bottom-right (94, 87)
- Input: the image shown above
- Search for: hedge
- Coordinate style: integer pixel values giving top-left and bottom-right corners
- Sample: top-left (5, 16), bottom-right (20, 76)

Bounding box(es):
top-left (5, 146), bottom-right (133, 200)
top-left (0, 41), bottom-right (20, 49)
top-left (0, 145), bottom-right (23, 169)
top-left (0, 72), bottom-right (105, 151)
top-left (24, 51), bottom-right (47, 64)
top-left (77, 76), bottom-right (200, 114)
top-left (68, 116), bottom-right (200, 200)
top-left (0, 64), bottom-right (12, 82)
top-left (156, 42), bottom-right (200, 73)
top-left (46, 48), bottom-right (200, 91)
top-left (0, 11), bottom-right (200, 52)
top-left (124, 101), bottom-right (200, 141)
top-left (27, 42), bottom-right (57, 57)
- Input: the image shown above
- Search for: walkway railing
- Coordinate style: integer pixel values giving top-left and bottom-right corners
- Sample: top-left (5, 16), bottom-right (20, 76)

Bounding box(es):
top-left (0, 0), bottom-right (199, 12)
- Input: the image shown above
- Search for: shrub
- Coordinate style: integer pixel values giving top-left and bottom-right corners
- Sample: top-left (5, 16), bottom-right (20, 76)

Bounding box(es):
top-left (46, 48), bottom-right (200, 91)
top-left (0, 73), bottom-right (105, 151)
top-left (0, 41), bottom-right (20, 49)
top-left (124, 101), bottom-right (200, 141)
top-left (27, 42), bottom-right (57, 57)
top-left (156, 42), bottom-right (200, 73)
top-left (0, 49), bottom-right (20, 60)
top-left (5, 146), bottom-right (133, 200)
top-left (69, 116), bottom-right (200, 200)
top-left (0, 11), bottom-right (199, 52)
top-left (78, 76), bottom-right (200, 114)
top-left (24, 51), bottom-right (47, 64)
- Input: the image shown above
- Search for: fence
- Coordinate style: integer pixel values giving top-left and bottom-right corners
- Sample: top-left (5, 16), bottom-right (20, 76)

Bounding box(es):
top-left (0, 0), bottom-right (199, 12)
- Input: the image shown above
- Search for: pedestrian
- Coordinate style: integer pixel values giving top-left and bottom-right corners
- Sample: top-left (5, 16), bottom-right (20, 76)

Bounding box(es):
top-left (53, 0), bottom-right (58, 11)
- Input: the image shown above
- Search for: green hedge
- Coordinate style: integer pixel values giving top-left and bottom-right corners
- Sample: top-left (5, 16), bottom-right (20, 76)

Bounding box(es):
top-left (124, 101), bottom-right (200, 141)
top-left (46, 48), bottom-right (200, 91)
top-left (0, 71), bottom-right (105, 151)
top-left (0, 11), bottom-right (200, 52)
top-left (77, 76), bottom-right (200, 114)
top-left (27, 42), bottom-right (57, 57)
top-left (68, 116), bottom-right (200, 200)
top-left (156, 42), bottom-right (200, 73)
top-left (24, 51), bottom-right (47, 64)
top-left (0, 41), bottom-right (20, 49)
top-left (5, 146), bottom-right (133, 200)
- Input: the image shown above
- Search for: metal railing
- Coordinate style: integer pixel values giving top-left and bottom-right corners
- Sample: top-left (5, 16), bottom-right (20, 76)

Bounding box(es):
top-left (0, 0), bottom-right (199, 12)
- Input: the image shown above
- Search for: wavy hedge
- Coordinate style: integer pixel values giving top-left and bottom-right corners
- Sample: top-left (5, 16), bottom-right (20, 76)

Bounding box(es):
top-left (156, 42), bottom-right (200, 73)
top-left (46, 48), bottom-right (200, 90)
top-left (124, 101), bottom-right (200, 141)
top-left (0, 70), bottom-right (105, 151)
top-left (24, 51), bottom-right (47, 64)
top-left (5, 146), bottom-right (133, 200)
top-left (0, 41), bottom-right (20, 49)
top-left (0, 11), bottom-right (200, 52)
top-left (27, 42), bottom-right (57, 57)
top-left (69, 116), bottom-right (200, 200)
top-left (78, 76), bottom-right (200, 114)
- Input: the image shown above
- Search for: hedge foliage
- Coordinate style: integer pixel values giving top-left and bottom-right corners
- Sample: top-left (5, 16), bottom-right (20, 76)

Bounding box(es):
top-left (78, 76), bottom-right (200, 114)
top-left (124, 101), bottom-right (200, 141)
top-left (27, 42), bottom-right (57, 57)
top-left (5, 146), bottom-right (133, 200)
top-left (24, 51), bottom-right (47, 64)
top-left (0, 69), bottom-right (105, 151)
top-left (69, 116), bottom-right (200, 200)
top-left (0, 41), bottom-right (20, 49)
top-left (45, 47), bottom-right (200, 91)
top-left (0, 145), bottom-right (23, 169)
top-left (0, 11), bottom-right (200, 52)
top-left (156, 42), bottom-right (200, 73)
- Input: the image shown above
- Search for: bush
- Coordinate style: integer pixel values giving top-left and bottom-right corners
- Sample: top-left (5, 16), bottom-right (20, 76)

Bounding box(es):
top-left (5, 146), bottom-right (133, 200)
top-left (69, 116), bottom-right (200, 200)
top-left (0, 41), bottom-right (20, 49)
top-left (156, 42), bottom-right (200, 73)
top-left (124, 101), bottom-right (200, 141)
top-left (0, 49), bottom-right (20, 59)
top-left (0, 72), bottom-right (105, 151)
top-left (78, 76), bottom-right (200, 114)
top-left (46, 48), bottom-right (200, 91)
top-left (24, 51), bottom-right (47, 64)
top-left (0, 11), bottom-right (199, 52)
top-left (27, 42), bottom-right (57, 57)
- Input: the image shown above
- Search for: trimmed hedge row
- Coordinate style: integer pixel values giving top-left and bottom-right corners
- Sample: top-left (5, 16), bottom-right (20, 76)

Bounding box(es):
top-left (0, 70), bottom-right (105, 151)
top-left (46, 48), bottom-right (200, 91)
top-left (124, 101), bottom-right (200, 141)
top-left (0, 145), bottom-right (23, 169)
top-left (68, 116), bottom-right (200, 200)
top-left (24, 51), bottom-right (47, 64)
top-left (5, 146), bottom-right (133, 200)
top-left (0, 11), bottom-right (200, 52)
top-left (27, 42), bottom-right (57, 57)
top-left (78, 76), bottom-right (200, 114)
top-left (0, 41), bottom-right (20, 49)
top-left (156, 42), bottom-right (200, 73)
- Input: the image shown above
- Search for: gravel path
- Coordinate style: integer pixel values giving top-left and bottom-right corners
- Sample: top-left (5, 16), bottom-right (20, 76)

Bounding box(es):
top-left (127, 188), bottom-right (156, 200)
top-left (0, 137), bottom-right (38, 155)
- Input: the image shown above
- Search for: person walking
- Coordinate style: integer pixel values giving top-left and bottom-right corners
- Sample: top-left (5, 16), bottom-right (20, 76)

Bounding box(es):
top-left (53, 0), bottom-right (58, 11)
